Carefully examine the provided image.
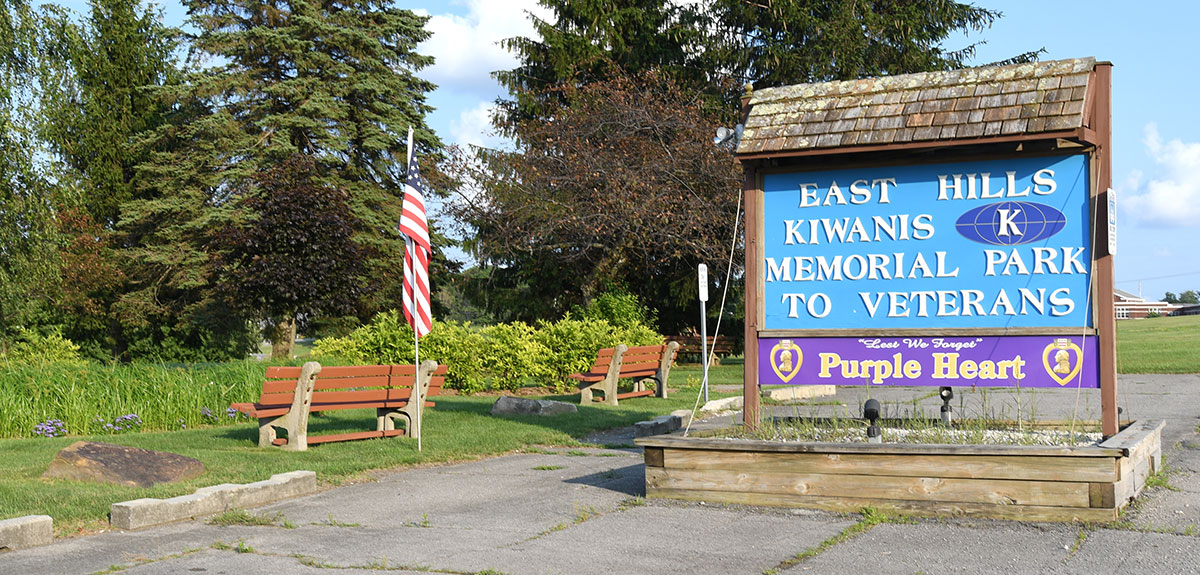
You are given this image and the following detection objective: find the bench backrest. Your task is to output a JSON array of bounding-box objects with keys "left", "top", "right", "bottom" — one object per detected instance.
[
  {"left": 618, "top": 344, "right": 675, "bottom": 376},
  {"left": 587, "top": 346, "right": 624, "bottom": 373},
  {"left": 585, "top": 344, "right": 675, "bottom": 377},
  {"left": 259, "top": 364, "right": 447, "bottom": 411}
]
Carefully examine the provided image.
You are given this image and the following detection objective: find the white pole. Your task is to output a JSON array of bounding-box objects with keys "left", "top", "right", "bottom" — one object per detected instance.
[
  {"left": 698, "top": 264, "right": 710, "bottom": 403},
  {"left": 412, "top": 239, "right": 422, "bottom": 452},
  {"left": 406, "top": 126, "right": 422, "bottom": 452}
]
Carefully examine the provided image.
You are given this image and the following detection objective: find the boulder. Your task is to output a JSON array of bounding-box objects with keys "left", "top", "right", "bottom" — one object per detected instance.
[
  {"left": 43, "top": 441, "right": 204, "bottom": 488},
  {"left": 491, "top": 396, "right": 578, "bottom": 417},
  {"left": 701, "top": 396, "right": 743, "bottom": 413}
]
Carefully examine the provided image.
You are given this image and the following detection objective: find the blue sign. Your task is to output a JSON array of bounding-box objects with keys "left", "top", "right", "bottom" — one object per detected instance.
[{"left": 762, "top": 155, "right": 1091, "bottom": 330}]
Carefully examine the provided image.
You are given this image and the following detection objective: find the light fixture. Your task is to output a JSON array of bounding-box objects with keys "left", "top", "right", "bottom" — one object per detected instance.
[
  {"left": 940, "top": 387, "right": 954, "bottom": 427},
  {"left": 864, "top": 398, "right": 881, "bottom": 444}
]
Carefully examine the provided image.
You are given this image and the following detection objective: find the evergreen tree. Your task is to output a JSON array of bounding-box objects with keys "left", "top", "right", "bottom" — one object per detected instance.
[
  {"left": 117, "top": 0, "right": 441, "bottom": 359},
  {"left": 31, "top": 0, "right": 179, "bottom": 358},
  {"left": 39, "top": 0, "right": 178, "bottom": 228},
  {"left": 701, "top": 0, "right": 1039, "bottom": 101},
  {"left": 493, "top": 0, "right": 706, "bottom": 129},
  {"left": 0, "top": 0, "right": 59, "bottom": 347}
]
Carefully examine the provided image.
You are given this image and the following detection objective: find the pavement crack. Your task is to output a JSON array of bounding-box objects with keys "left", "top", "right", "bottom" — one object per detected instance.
[
  {"left": 762, "top": 508, "right": 912, "bottom": 574},
  {"left": 87, "top": 546, "right": 207, "bottom": 575},
  {"left": 291, "top": 553, "right": 508, "bottom": 573}
]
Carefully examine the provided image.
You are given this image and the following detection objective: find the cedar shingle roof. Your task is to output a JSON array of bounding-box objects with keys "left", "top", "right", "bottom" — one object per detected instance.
[{"left": 737, "top": 57, "right": 1096, "bottom": 156}]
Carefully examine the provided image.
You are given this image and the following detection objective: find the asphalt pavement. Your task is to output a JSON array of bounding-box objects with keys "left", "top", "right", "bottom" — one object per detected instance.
[{"left": 3, "top": 374, "right": 1199, "bottom": 575}]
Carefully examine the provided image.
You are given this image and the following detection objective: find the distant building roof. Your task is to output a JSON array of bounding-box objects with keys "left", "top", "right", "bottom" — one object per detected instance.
[
  {"left": 1114, "top": 288, "right": 1142, "bottom": 302},
  {"left": 738, "top": 57, "right": 1097, "bottom": 157}
]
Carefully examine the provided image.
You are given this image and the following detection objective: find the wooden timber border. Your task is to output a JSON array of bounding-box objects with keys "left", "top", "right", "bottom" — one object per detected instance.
[{"left": 636, "top": 419, "right": 1163, "bottom": 522}]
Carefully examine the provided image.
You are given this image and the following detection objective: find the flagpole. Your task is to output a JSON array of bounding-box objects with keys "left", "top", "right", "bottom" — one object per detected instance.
[
  {"left": 410, "top": 238, "right": 422, "bottom": 452},
  {"left": 405, "top": 126, "right": 422, "bottom": 452}
]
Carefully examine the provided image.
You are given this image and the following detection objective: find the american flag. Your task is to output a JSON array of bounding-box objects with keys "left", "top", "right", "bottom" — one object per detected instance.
[{"left": 399, "top": 139, "right": 433, "bottom": 337}]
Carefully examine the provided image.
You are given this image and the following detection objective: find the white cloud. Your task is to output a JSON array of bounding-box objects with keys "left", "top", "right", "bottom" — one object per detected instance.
[
  {"left": 450, "top": 101, "right": 505, "bottom": 150},
  {"left": 1122, "top": 123, "right": 1200, "bottom": 227},
  {"left": 418, "top": 0, "right": 550, "bottom": 96}
]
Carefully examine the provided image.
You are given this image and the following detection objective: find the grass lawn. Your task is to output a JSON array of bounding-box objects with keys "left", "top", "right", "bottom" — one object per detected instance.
[
  {"left": 0, "top": 375, "right": 736, "bottom": 535},
  {"left": 1117, "top": 314, "right": 1200, "bottom": 373}
]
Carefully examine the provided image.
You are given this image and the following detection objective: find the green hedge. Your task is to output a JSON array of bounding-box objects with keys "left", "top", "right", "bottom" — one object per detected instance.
[{"left": 313, "top": 311, "right": 662, "bottom": 394}]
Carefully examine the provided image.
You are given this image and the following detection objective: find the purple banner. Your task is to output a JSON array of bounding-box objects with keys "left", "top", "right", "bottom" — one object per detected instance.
[{"left": 758, "top": 336, "right": 1098, "bottom": 388}]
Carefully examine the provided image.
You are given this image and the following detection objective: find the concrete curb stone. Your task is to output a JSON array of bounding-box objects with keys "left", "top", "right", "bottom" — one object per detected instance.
[
  {"left": 110, "top": 470, "right": 318, "bottom": 530},
  {"left": 635, "top": 415, "right": 682, "bottom": 437},
  {"left": 0, "top": 515, "right": 52, "bottom": 550}
]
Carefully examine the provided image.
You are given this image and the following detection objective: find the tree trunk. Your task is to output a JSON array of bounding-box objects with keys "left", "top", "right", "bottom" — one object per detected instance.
[{"left": 270, "top": 316, "right": 296, "bottom": 359}]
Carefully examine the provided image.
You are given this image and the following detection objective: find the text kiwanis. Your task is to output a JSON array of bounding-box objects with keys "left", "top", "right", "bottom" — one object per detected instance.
[{"left": 766, "top": 168, "right": 1086, "bottom": 320}]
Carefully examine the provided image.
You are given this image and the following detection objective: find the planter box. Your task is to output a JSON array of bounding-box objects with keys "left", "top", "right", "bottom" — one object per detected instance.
[{"left": 636, "top": 420, "right": 1163, "bottom": 522}]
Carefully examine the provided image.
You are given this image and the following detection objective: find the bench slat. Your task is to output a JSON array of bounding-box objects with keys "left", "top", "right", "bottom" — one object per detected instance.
[
  {"left": 273, "top": 428, "right": 406, "bottom": 446},
  {"left": 616, "top": 389, "right": 656, "bottom": 400},
  {"left": 262, "top": 375, "right": 391, "bottom": 394}
]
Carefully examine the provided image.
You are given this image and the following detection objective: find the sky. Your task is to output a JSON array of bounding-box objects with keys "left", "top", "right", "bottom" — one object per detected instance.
[{"left": 47, "top": 0, "right": 1200, "bottom": 301}]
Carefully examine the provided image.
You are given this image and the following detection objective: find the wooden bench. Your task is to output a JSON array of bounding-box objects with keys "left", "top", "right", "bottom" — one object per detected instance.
[
  {"left": 230, "top": 360, "right": 446, "bottom": 451},
  {"left": 568, "top": 342, "right": 679, "bottom": 406},
  {"left": 665, "top": 334, "right": 733, "bottom": 363}
]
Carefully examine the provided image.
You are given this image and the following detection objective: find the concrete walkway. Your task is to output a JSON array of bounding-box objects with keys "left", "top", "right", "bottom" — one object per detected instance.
[{"left": 3, "top": 374, "right": 1199, "bottom": 574}]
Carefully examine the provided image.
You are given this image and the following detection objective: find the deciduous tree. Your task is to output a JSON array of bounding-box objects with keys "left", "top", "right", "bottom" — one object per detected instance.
[{"left": 448, "top": 69, "right": 741, "bottom": 330}]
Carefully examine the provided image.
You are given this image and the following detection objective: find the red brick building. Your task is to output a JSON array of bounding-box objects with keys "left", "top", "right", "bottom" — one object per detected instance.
[{"left": 1113, "top": 289, "right": 1181, "bottom": 319}]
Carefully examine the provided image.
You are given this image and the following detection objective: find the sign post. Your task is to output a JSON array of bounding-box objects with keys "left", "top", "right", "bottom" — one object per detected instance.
[{"left": 698, "top": 263, "right": 710, "bottom": 403}]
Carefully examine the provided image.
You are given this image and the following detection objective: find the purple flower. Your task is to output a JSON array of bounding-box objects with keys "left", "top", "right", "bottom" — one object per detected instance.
[
  {"left": 226, "top": 407, "right": 239, "bottom": 419},
  {"left": 33, "top": 419, "right": 67, "bottom": 438}
]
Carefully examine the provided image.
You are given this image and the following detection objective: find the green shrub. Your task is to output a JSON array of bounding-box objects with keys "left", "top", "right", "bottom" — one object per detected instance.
[
  {"left": 422, "top": 321, "right": 490, "bottom": 394},
  {"left": 313, "top": 311, "right": 664, "bottom": 394},
  {"left": 578, "top": 290, "right": 658, "bottom": 330},
  {"left": 1, "top": 328, "right": 85, "bottom": 367}
]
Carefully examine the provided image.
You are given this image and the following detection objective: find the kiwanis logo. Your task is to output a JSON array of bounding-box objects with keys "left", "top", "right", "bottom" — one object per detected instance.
[
  {"left": 955, "top": 201, "right": 1067, "bottom": 246},
  {"left": 770, "top": 340, "right": 803, "bottom": 383},
  {"left": 1042, "top": 338, "right": 1083, "bottom": 386}
]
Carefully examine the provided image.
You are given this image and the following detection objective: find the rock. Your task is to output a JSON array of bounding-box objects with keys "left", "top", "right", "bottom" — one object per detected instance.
[
  {"left": 491, "top": 396, "right": 578, "bottom": 417},
  {"left": 43, "top": 441, "right": 205, "bottom": 488},
  {"left": 635, "top": 415, "right": 681, "bottom": 437},
  {"left": 762, "top": 385, "right": 837, "bottom": 403},
  {"left": 701, "top": 396, "right": 743, "bottom": 413}
]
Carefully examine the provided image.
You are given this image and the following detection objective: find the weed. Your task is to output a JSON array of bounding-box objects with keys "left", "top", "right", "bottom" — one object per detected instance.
[
  {"left": 208, "top": 508, "right": 291, "bottom": 528},
  {"left": 619, "top": 496, "right": 646, "bottom": 510},
  {"left": 234, "top": 540, "right": 254, "bottom": 554},
  {"left": 294, "top": 555, "right": 337, "bottom": 568},
  {"left": 1066, "top": 526, "right": 1089, "bottom": 559},
  {"left": 573, "top": 504, "right": 599, "bottom": 524},
  {"left": 319, "top": 515, "right": 361, "bottom": 528},
  {"left": 1145, "top": 462, "right": 1178, "bottom": 491},
  {"left": 406, "top": 513, "right": 432, "bottom": 528},
  {"left": 532, "top": 465, "right": 565, "bottom": 471}
]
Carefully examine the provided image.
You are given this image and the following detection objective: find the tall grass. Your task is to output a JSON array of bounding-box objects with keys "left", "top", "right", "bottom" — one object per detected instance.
[{"left": 0, "top": 361, "right": 274, "bottom": 439}]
